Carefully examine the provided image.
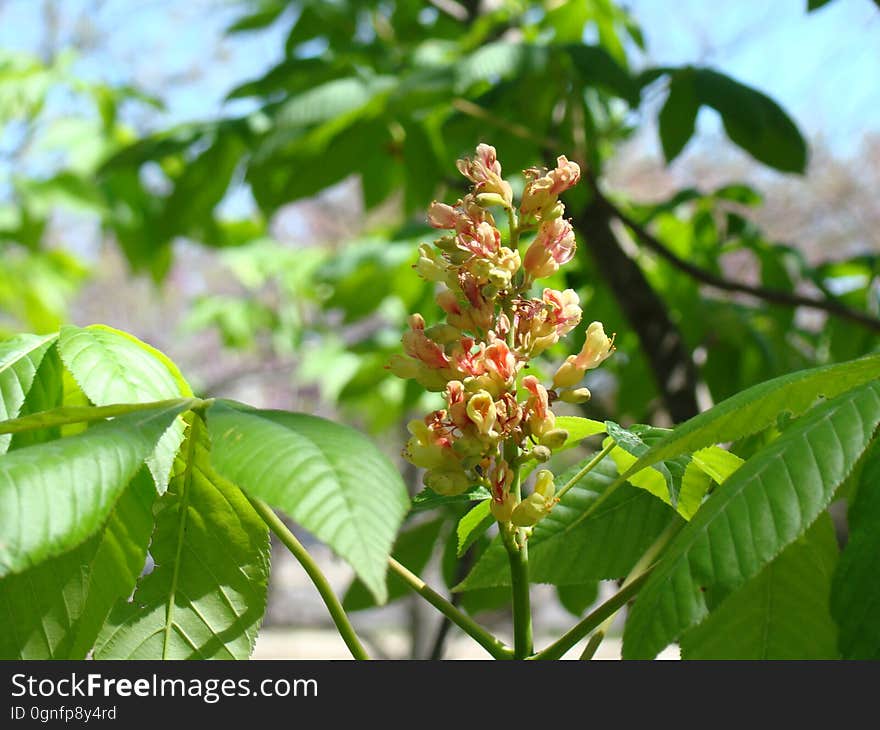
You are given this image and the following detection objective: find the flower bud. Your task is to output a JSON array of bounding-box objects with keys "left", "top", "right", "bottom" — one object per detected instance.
[
  {"left": 533, "top": 470, "right": 556, "bottom": 499},
  {"left": 558, "top": 386, "right": 591, "bottom": 404},
  {"left": 539, "top": 428, "right": 569, "bottom": 450},
  {"left": 490, "top": 491, "right": 519, "bottom": 522},
  {"left": 425, "top": 324, "right": 461, "bottom": 345},
  {"left": 475, "top": 192, "right": 509, "bottom": 208},
  {"left": 530, "top": 445, "right": 552, "bottom": 462},
  {"left": 415, "top": 243, "right": 448, "bottom": 282},
  {"left": 511, "top": 492, "right": 550, "bottom": 527},
  {"left": 552, "top": 357, "right": 582, "bottom": 389},
  {"left": 424, "top": 468, "right": 471, "bottom": 496}
]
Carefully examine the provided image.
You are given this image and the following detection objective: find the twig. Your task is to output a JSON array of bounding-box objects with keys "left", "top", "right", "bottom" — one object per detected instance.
[{"left": 590, "top": 182, "right": 880, "bottom": 333}]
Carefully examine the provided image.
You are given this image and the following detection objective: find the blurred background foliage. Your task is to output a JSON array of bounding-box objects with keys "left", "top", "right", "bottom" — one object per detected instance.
[{"left": 2, "top": 0, "right": 879, "bottom": 656}]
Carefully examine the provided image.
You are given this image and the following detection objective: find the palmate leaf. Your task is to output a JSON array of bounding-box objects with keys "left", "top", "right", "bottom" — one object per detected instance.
[
  {"left": 680, "top": 513, "right": 839, "bottom": 659},
  {"left": 0, "top": 468, "right": 156, "bottom": 659},
  {"left": 622, "top": 381, "right": 880, "bottom": 659},
  {"left": 207, "top": 400, "right": 409, "bottom": 603},
  {"left": 95, "top": 414, "right": 269, "bottom": 659},
  {"left": 831, "top": 440, "right": 880, "bottom": 659},
  {"left": 619, "top": 353, "right": 880, "bottom": 483},
  {"left": 58, "top": 324, "right": 192, "bottom": 492},
  {"left": 455, "top": 458, "right": 674, "bottom": 591},
  {"left": 0, "top": 402, "right": 187, "bottom": 577},
  {"left": 0, "top": 333, "right": 58, "bottom": 454}
]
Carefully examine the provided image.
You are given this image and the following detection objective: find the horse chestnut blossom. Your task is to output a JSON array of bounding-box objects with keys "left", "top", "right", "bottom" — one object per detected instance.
[{"left": 388, "top": 144, "right": 616, "bottom": 527}]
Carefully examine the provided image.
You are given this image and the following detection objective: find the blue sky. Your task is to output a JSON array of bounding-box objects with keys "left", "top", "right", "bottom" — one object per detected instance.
[{"left": 1, "top": 0, "right": 878, "bottom": 158}]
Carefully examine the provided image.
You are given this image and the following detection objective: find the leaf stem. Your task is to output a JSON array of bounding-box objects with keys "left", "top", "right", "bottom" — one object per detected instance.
[
  {"left": 0, "top": 397, "right": 205, "bottom": 435},
  {"left": 247, "top": 495, "right": 370, "bottom": 661},
  {"left": 387, "top": 557, "right": 514, "bottom": 659},
  {"left": 531, "top": 570, "right": 652, "bottom": 660},
  {"left": 555, "top": 441, "right": 616, "bottom": 501}
]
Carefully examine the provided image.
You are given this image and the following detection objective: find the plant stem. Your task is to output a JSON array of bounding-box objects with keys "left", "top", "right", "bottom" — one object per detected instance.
[
  {"left": 387, "top": 558, "right": 513, "bottom": 659},
  {"left": 531, "top": 570, "right": 652, "bottom": 660},
  {"left": 501, "top": 526, "right": 533, "bottom": 658},
  {"left": 507, "top": 206, "right": 520, "bottom": 250},
  {"left": 500, "top": 440, "right": 533, "bottom": 659},
  {"left": 555, "top": 441, "right": 616, "bottom": 501},
  {"left": 247, "top": 496, "right": 370, "bottom": 661},
  {"left": 579, "top": 629, "right": 605, "bottom": 660}
]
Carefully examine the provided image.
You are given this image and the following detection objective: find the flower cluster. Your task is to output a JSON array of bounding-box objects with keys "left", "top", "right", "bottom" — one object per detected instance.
[{"left": 389, "top": 144, "right": 615, "bottom": 525}]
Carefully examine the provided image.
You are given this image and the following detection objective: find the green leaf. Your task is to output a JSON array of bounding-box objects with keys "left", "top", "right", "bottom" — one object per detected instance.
[
  {"left": 95, "top": 414, "right": 269, "bottom": 659},
  {"left": 274, "top": 76, "right": 393, "bottom": 129},
  {"left": 457, "top": 500, "right": 493, "bottom": 557},
  {"left": 7, "top": 342, "right": 63, "bottom": 450},
  {"left": 690, "top": 447, "right": 745, "bottom": 484},
  {"left": 605, "top": 422, "right": 686, "bottom": 507},
  {"left": 620, "top": 353, "right": 880, "bottom": 482},
  {"left": 678, "top": 447, "right": 745, "bottom": 519},
  {"left": 455, "top": 42, "right": 549, "bottom": 92},
  {"left": 0, "top": 333, "right": 58, "bottom": 454},
  {"left": 565, "top": 44, "right": 638, "bottom": 105},
  {"left": 68, "top": 468, "right": 157, "bottom": 657},
  {"left": 659, "top": 71, "right": 699, "bottom": 163},
  {"left": 343, "top": 518, "right": 444, "bottom": 611},
  {"left": 623, "top": 381, "right": 880, "bottom": 659},
  {"left": 207, "top": 400, "right": 409, "bottom": 603},
  {"left": 678, "top": 461, "right": 712, "bottom": 521},
  {"left": 410, "top": 485, "right": 492, "bottom": 513},
  {"left": 555, "top": 415, "right": 607, "bottom": 444},
  {"left": 58, "top": 324, "right": 191, "bottom": 492},
  {"left": 692, "top": 68, "right": 807, "bottom": 173},
  {"left": 557, "top": 582, "right": 600, "bottom": 617},
  {"left": 807, "top": 0, "right": 834, "bottom": 11},
  {"left": 831, "top": 440, "right": 880, "bottom": 659},
  {"left": 456, "top": 458, "right": 674, "bottom": 590},
  {"left": 0, "top": 402, "right": 187, "bottom": 578},
  {"left": 0, "top": 468, "right": 156, "bottom": 658},
  {"left": 680, "top": 513, "right": 839, "bottom": 659}
]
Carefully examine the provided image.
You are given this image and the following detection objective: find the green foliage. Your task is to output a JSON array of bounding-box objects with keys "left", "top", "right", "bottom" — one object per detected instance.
[
  {"left": 623, "top": 380, "right": 880, "bottom": 659},
  {"left": 657, "top": 67, "right": 808, "bottom": 172},
  {"left": 680, "top": 513, "right": 839, "bottom": 659},
  {"left": 206, "top": 401, "right": 409, "bottom": 603},
  {"left": 95, "top": 414, "right": 269, "bottom": 659},
  {"left": 831, "top": 440, "right": 880, "bottom": 659},
  {"left": 0, "top": 333, "right": 58, "bottom": 453},
  {"left": 0, "top": 402, "right": 187, "bottom": 577},
  {"left": 618, "top": 353, "right": 880, "bottom": 482},
  {"left": 0, "top": 325, "right": 410, "bottom": 658}
]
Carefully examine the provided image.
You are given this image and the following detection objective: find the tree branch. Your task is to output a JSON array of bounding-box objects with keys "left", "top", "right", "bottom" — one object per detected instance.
[{"left": 593, "top": 184, "right": 880, "bottom": 334}]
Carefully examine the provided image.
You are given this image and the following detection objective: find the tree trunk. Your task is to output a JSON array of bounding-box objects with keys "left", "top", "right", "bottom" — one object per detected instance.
[{"left": 572, "top": 196, "right": 700, "bottom": 422}]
